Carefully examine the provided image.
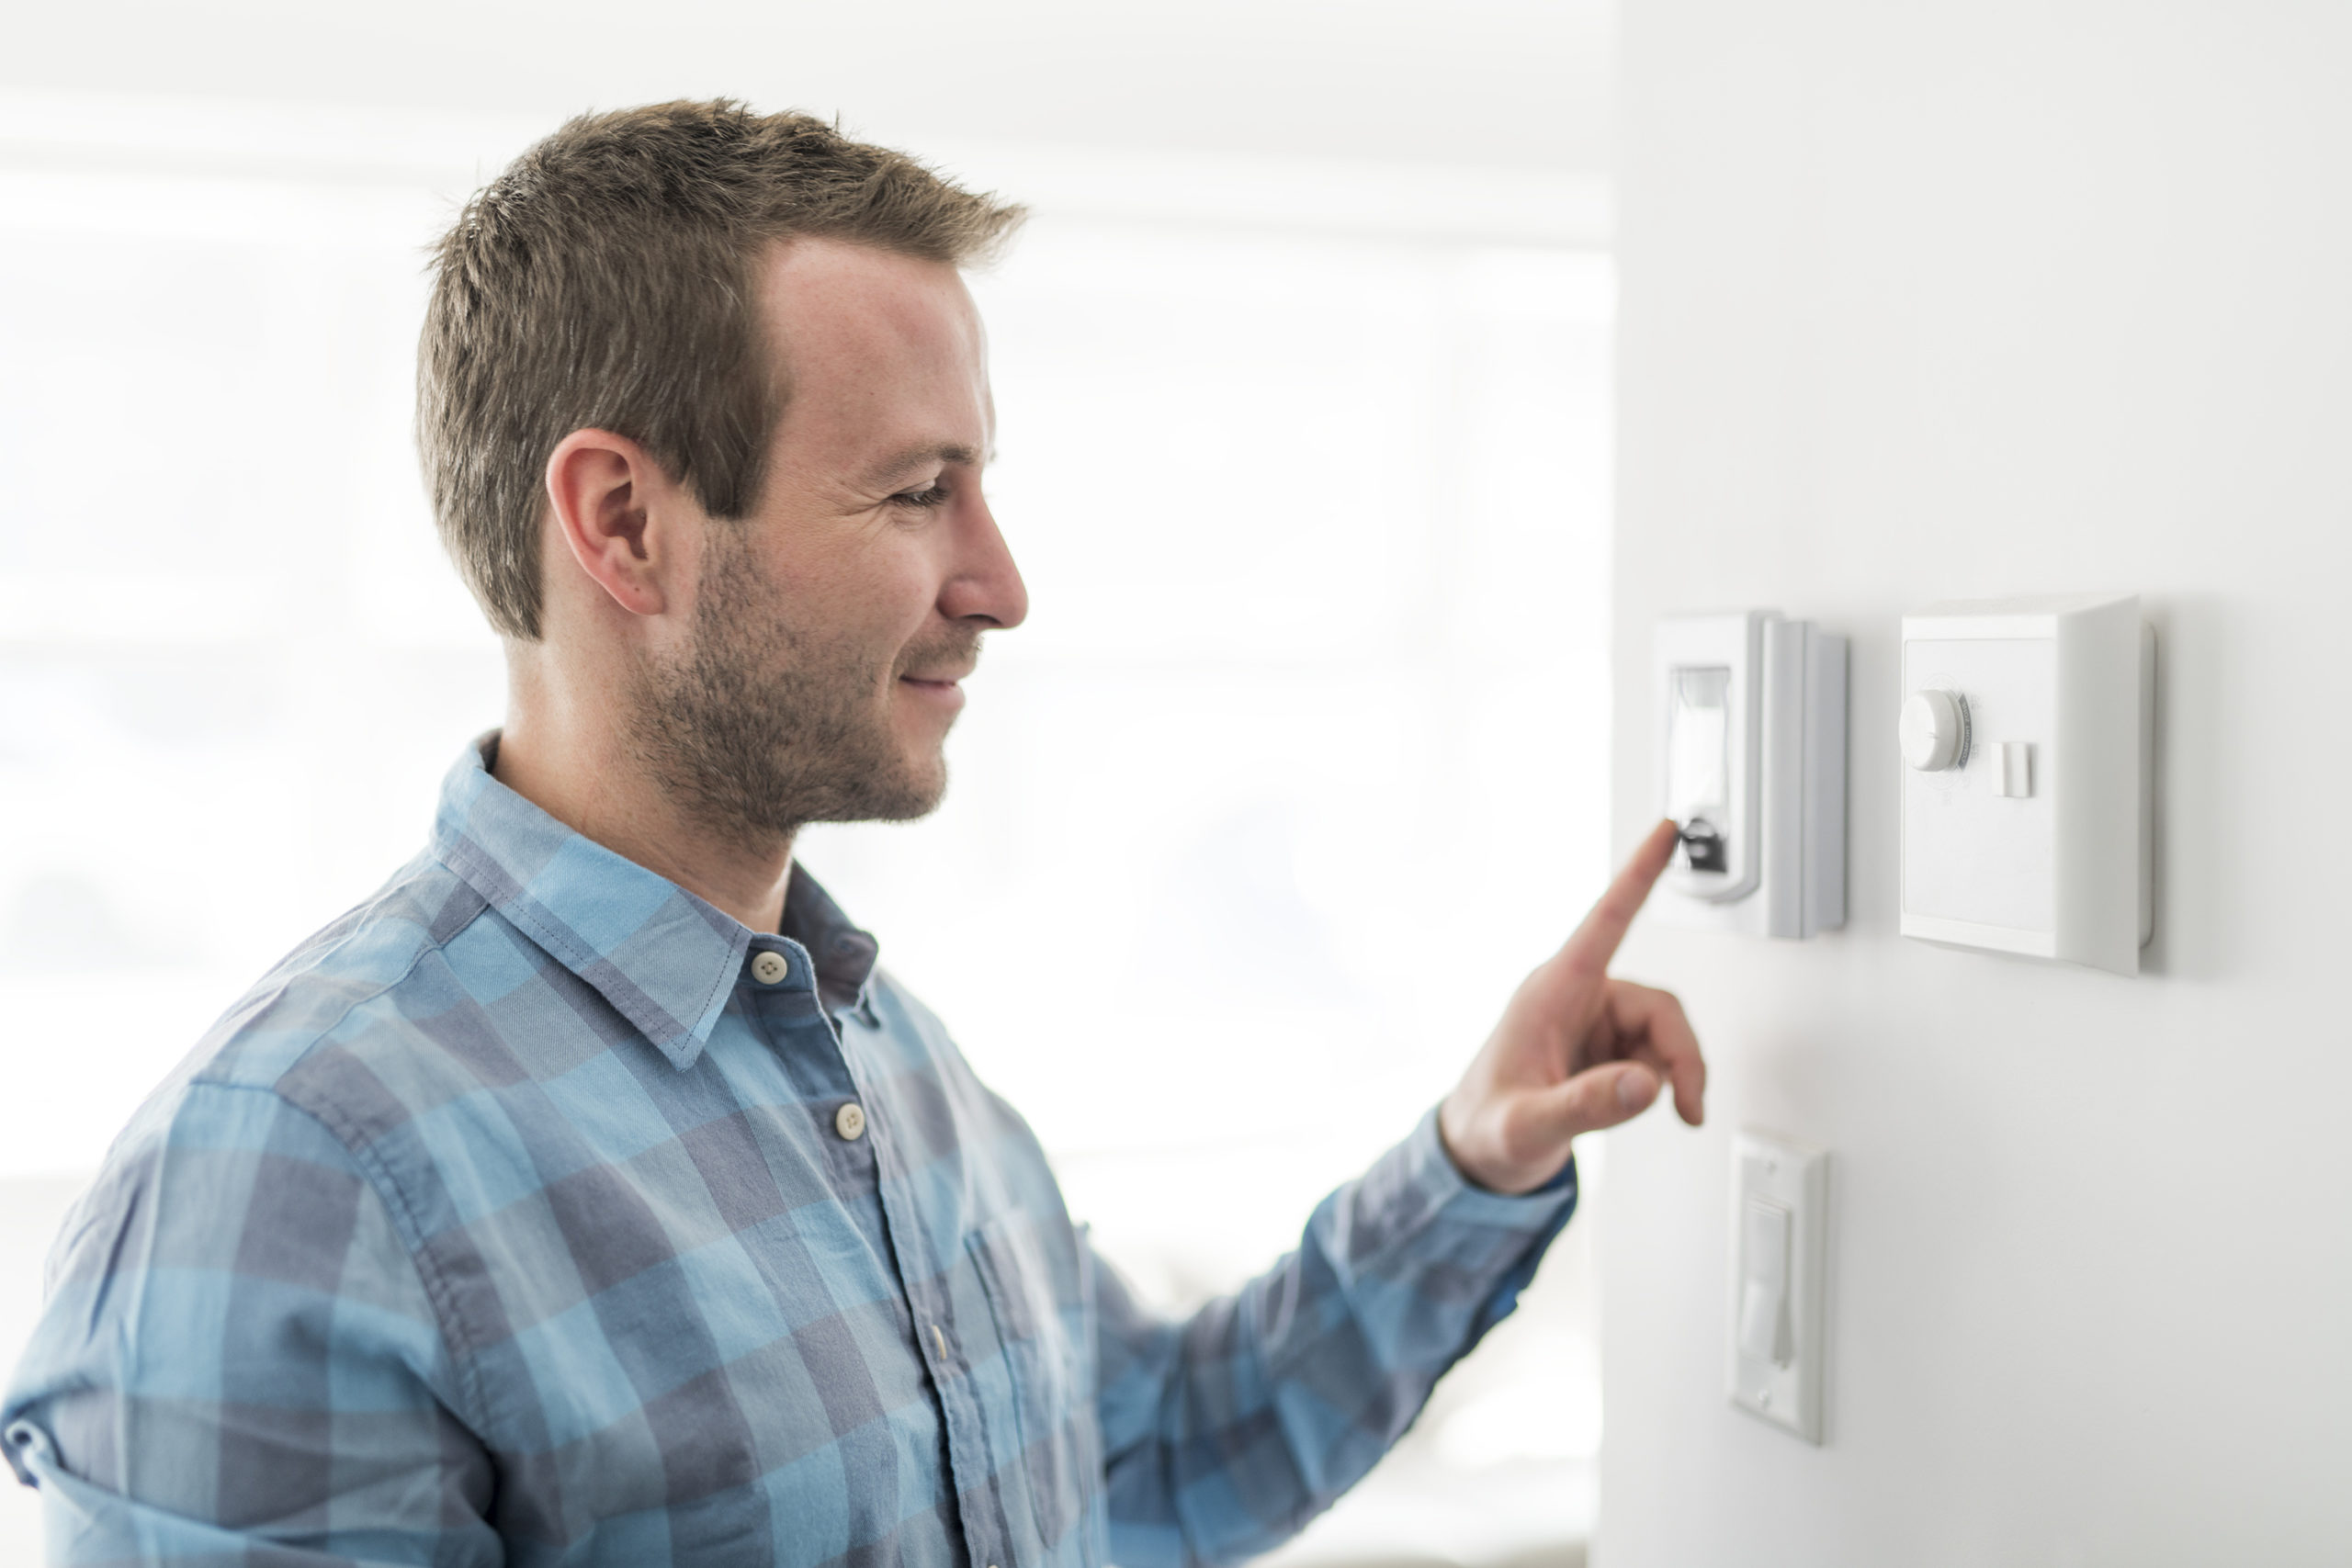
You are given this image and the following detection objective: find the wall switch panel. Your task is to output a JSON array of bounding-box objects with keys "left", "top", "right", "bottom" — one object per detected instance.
[
  {"left": 1728, "top": 1129, "right": 1828, "bottom": 1444},
  {"left": 1899, "top": 593, "right": 2154, "bottom": 976},
  {"left": 1655, "top": 611, "right": 1848, "bottom": 939}
]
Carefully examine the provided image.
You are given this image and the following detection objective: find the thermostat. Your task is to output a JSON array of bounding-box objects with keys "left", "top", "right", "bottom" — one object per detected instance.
[
  {"left": 1655, "top": 611, "right": 1848, "bottom": 940},
  {"left": 1899, "top": 592, "right": 2154, "bottom": 975}
]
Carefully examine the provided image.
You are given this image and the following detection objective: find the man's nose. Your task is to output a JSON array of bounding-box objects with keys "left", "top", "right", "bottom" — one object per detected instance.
[{"left": 944, "top": 495, "right": 1027, "bottom": 630}]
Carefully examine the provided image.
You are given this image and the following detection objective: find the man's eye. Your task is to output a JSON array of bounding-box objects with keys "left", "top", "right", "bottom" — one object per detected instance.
[{"left": 890, "top": 484, "right": 951, "bottom": 509}]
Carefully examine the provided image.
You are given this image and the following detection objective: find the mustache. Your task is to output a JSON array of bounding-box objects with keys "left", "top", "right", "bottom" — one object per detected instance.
[{"left": 892, "top": 627, "right": 985, "bottom": 680}]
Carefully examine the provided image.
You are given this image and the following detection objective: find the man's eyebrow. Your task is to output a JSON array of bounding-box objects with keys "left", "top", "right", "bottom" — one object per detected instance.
[{"left": 859, "top": 442, "right": 990, "bottom": 491}]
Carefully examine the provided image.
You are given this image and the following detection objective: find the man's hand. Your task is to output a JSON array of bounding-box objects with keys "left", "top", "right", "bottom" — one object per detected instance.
[{"left": 1438, "top": 819, "right": 1706, "bottom": 1194}]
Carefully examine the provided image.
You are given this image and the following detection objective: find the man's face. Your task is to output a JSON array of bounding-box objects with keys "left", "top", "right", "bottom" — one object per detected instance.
[{"left": 628, "top": 238, "right": 1026, "bottom": 841}]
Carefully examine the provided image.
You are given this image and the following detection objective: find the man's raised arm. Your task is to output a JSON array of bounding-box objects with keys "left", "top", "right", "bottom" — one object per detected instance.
[{"left": 1090, "top": 822, "right": 1706, "bottom": 1567}]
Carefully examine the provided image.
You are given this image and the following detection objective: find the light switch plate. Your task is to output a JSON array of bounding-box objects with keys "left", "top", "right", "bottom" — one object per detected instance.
[
  {"left": 1728, "top": 1129, "right": 1828, "bottom": 1444},
  {"left": 1899, "top": 593, "right": 2154, "bottom": 975}
]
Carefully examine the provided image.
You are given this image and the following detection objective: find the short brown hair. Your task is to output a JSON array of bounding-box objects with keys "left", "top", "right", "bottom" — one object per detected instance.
[{"left": 417, "top": 100, "right": 1025, "bottom": 640}]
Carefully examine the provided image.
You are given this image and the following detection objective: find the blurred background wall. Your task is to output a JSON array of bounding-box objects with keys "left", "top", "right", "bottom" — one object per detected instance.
[{"left": 0, "top": 4, "right": 1616, "bottom": 1564}]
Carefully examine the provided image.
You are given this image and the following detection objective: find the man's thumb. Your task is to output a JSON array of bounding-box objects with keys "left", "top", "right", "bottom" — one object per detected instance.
[{"left": 1544, "top": 1062, "right": 1659, "bottom": 1140}]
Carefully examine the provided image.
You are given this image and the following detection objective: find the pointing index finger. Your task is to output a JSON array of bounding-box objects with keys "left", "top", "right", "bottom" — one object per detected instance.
[{"left": 1559, "top": 818, "right": 1680, "bottom": 977}]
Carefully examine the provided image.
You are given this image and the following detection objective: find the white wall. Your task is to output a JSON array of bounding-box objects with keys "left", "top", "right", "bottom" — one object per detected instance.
[{"left": 1603, "top": 3, "right": 2352, "bottom": 1562}]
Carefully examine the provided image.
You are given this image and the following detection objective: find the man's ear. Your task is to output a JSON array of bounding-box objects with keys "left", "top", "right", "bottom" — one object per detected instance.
[{"left": 543, "top": 429, "right": 686, "bottom": 620}]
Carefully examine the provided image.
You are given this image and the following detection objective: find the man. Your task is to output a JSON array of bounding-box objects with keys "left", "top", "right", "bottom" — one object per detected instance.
[{"left": 4, "top": 101, "right": 1704, "bottom": 1567}]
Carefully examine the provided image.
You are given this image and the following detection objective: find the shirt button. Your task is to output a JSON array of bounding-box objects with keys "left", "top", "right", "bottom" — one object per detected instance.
[
  {"left": 834, "top": 1102, "right": 867, "bottom": 1141},
  {"left": 749, "top": 951, "right": 789, "bottom": 986}
]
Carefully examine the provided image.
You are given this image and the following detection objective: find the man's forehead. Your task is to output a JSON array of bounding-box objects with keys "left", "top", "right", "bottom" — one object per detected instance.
[
  {"left": 757, "top": 236, "right": 981, "bottom": 357},
  {"left": 756, "top": 238, "right": 989, "bottom": 459}
]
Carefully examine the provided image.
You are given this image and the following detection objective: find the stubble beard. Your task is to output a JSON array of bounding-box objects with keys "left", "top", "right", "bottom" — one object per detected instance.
[{"left": 625, "top": 526, "right": 972, "bottom": 848}]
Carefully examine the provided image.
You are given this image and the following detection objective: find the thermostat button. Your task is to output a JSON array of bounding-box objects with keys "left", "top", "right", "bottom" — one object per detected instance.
[{"left": 1899, "top": 689, "right": 1970, "bottom": 772}]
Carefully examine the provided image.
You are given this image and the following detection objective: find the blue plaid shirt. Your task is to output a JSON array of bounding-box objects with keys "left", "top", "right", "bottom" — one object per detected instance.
[{"left": 5, "top": 735, "right": 1576, "bottom": 1567}]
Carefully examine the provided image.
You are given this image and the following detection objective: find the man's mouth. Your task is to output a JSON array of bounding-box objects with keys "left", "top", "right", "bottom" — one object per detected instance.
[
  {"left": 897, "top": 671, "right": 969, "bottom": 707},
  {"left": 897, "top": 637, "right": 981, "bottom": 700}
]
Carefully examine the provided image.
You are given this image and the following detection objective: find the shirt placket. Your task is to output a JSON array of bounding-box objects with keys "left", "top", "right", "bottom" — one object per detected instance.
[
  {"left": 899, "top": 1210, "right": 1012, "bottom": 1568},
  {"left": 741, "top": 936, "right": 1011, "bottom": 1568}
]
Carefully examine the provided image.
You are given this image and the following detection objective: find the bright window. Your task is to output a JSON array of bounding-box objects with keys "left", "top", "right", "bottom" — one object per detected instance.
[{"left": 0, "top": 101, "right": 1611, "bottom": 1564}]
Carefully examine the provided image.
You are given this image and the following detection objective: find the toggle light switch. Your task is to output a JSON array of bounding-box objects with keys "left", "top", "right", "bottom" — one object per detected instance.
[
  {"left": 1736, "top": 1198, "right": 1792, "bottom": 1366},
  {"left": 1729, "top": 1130, "right": 1828, "bottom": 1443}
]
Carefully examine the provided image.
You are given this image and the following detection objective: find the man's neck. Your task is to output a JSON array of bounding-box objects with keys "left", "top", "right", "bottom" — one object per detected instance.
[{"left": 492, "top": 710, "right": 795, "bottom": 935}]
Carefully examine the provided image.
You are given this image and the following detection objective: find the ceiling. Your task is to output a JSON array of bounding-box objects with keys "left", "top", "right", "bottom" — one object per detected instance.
[{"left": 4, "top": 0, "right": 1613, "bottom": 174}]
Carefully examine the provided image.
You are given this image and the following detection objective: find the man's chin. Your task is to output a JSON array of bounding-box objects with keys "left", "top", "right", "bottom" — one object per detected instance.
[
  {"left": 820, "top": 747, "right": 947, "bottom": 826},
  {"left": 887, "top": 756, "right": 951, "bottom": 822}
]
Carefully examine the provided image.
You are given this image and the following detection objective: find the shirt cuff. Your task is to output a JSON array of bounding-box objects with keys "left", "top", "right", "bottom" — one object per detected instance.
[
  {"left": 1360, "top": 1107, "right": 1578, "bottom": 1247},
  {"left": 1419, "top": 1103, "right": 1578, "bottom": 1206}
]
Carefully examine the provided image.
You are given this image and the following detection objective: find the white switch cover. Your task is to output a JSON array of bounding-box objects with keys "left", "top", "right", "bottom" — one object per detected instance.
[
  {"left": 1728, "top": 1130, "right": 1827, "bottom": 1444},
  {"left": 1899, "top": 593, "right": 2154, "bottom": 975}
]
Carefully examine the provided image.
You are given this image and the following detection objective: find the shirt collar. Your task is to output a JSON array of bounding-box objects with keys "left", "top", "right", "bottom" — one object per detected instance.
[
  {"left": 783, "top": 863, "right": 882, "bottom": 1017},
  {"left": 429, "top": 731, "right": 877, "bottom": 1070}
]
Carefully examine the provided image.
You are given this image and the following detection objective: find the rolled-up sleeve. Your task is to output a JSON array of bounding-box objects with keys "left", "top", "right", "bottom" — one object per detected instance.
[
  {"left": 4, "top": 1081, "right": 495, "bottom": 1566},
  {"left": 1093, "top": 1107, "right": 1577, "bottom": 1568}
]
